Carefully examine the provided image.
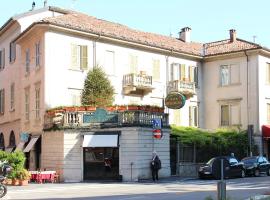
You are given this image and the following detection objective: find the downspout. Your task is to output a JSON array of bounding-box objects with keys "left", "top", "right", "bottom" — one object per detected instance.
[
  {"left": 93, "top": 33, "right": 101, "bottom": 67},
  {"left": 244, "top": 51, "right": 249, "bottom": 127},
  {"left": 245, "top": 51, "right": 253, "bottom": 156}
]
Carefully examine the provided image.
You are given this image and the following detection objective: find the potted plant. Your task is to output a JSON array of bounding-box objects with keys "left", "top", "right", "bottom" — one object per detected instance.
[{"left": 17, "top": 169, "right": 31, "bottom": 186}]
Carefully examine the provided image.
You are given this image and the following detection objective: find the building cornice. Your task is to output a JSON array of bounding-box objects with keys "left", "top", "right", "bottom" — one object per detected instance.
[{"left": 14, "top": 22, "right": 203, "bottom": 61}]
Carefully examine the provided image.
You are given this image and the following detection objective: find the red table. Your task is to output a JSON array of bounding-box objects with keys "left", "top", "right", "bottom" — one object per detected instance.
[{"left": 30, "top": 171, "right": 56, "bottom": 183}]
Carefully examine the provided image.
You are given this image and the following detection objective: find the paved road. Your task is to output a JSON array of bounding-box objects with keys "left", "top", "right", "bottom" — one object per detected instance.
[{"left": 3, "top": 176, "right": 270, "bottom": 200}]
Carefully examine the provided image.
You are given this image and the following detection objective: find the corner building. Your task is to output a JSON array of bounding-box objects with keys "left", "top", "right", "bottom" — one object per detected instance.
[{"left": 0, "top": 6, "right": 269, "bottom": 181}]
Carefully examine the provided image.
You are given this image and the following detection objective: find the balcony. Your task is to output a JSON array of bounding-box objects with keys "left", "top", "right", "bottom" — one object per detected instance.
[
  {"left": 44, "top": 107, "right": 169, "bottom": 130},
  {"left": 123, "top": 72, "right": 153, "bottom": 95},
  {"left": 167, "top": 80, "right": 195, "bottom": 98}
]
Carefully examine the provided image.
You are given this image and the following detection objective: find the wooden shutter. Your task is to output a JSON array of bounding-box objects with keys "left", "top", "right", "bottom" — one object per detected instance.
[
  {"left": 194, "top": 66, "right": 198, "bottom": 87},
  {"left": 221, "top": 105, "right": 229, "bottom": 126},
  {"left": 152, "top": 59, "right": 160, "bottom": 81},
  {"left": 71, "top": 44, "right": 79, "bottom": 69},
  {"left": 194, "top": 106, "right": 198, "bottom": 127},
  {"left": 267, "top": 103, "right": 270, "bottom": 124},
  {"left": 180, "top": 64, "right": 185, "bottom": 80},
  {"left": 0, "top": 89, "right": 5, "bottom": 114},
  {"left": 0, "top": 49, "right": 5, "bottom": 69},
  {"left": 189, "top": 106, "right": 192, "bottom": 126},
  {"left": 189, "top": 66, "right": 194, "bottom": 82},
  {"left": 267, "top": 63, "right": 270, "bottom": 84},
  {"left": 80, "top": 45, "right": 88, "bottom": 70}
]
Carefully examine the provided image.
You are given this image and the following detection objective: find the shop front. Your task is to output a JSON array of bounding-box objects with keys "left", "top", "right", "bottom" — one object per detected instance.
[{"left": 82, "top": 132, "right": 120, "bottom": 180}]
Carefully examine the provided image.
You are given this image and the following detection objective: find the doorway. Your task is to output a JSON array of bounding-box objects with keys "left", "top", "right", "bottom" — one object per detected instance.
[{"left": 83, "top": 147, "right": 119, "bottom": 180}]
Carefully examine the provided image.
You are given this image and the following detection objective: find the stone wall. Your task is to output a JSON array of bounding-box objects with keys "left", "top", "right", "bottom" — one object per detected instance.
[{"left": 178, "top": 162, "right": 202, "bottom": 178}]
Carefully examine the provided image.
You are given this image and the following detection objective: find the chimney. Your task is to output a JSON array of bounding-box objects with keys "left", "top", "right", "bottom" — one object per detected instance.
[
  {"left": 229, "top": 29, "right": 236, "bottom": 42},
  {"left": 179, "top": 27, "right": 191, "bottom": 43},
  {"left": 31, "top": 1, "right": 36, "bottom": 10}
]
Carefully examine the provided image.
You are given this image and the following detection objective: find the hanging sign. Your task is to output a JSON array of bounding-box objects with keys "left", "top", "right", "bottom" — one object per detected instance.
[{"left": 165, "top": 92, "right": 186, "bottom": 109}]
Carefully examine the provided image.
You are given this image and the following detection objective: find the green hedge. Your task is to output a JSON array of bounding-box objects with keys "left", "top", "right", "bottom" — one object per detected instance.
[{"left": 171, "top": 126, "right": 258, "bottom": 162}]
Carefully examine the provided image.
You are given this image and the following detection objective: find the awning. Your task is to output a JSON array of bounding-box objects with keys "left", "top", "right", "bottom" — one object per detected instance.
[
  {"left": 23, "top": 136, "right": 39, "bottom": 152},
  {"left": 15, "top": 142, "right": 25, "bottom": 151},
  {"left": 83, "top": 134, "right": 119, "bottom": 147},
  {"left": 262, "top": 125, "right": 270, "bottom": 138}
]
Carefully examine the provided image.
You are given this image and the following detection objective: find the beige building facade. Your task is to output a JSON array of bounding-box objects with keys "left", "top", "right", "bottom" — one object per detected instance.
[{"left": 0, "top": 5, "right": 270, "bottom": 181}]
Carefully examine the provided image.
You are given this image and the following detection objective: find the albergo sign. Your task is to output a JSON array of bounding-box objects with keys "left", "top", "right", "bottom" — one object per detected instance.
[{"left": 165, "top": 92, "right": 186, "bottom": 109}]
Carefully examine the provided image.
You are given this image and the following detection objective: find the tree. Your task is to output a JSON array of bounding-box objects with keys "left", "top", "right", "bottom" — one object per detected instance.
[{"left": 81, "top": 66, "right": 114, "bottom": 107}]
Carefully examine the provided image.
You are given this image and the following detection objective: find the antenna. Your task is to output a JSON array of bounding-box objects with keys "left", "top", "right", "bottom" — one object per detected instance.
[
  {"left": 31, "top": 1, "right": 36, "bottom": 11},
  {"left": 253, "top": 35, "right": 257, "bottom": 43}
]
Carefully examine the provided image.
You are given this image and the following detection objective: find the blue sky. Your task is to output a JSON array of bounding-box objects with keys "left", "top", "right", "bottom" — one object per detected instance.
[{"left": 1, "top": 0, "right": 270, "bottom": 47}]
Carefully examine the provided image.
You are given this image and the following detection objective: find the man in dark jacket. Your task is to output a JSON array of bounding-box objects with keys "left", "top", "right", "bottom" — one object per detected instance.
[{"left": 150, "top": 151, "right": 161, "bottom": 181}]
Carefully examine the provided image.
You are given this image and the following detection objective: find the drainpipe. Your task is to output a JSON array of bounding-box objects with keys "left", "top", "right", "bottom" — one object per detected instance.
[
  {"left": 93, "top": 33, "right": 101, "bottom": 67},
  {"left": 245, "top": 51, "right": 253, "bottom": 156}
]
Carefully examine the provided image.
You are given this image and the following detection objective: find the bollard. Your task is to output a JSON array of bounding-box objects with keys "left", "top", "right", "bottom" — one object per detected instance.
[
  {"left": 217, "top": 180, "right": 226, "bottom": 200},
  {"left": 217, "top": 159, "right": 226, "bottom": 200}
]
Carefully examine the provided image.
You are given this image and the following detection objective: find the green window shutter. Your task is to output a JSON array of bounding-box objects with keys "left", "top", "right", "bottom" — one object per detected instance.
[
  {"left": 80, "top": 45, "right": 88, "bottom": 70},
  {"left": 71, "top": 44, "right": 79, "bottom": 69},
  {"left": 152, "top": 59, "right": 160, "bottom": 81}
]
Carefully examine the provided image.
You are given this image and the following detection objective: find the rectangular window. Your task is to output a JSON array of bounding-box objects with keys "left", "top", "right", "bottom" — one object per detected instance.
[
  {"left": 170, "top": 63, "right": 179, "bottom": 81},
  {"left": 25, "top": 88, "right": 30, "bottom": 121},
  {"left": 35, "top": 86, "right": 40, "bottom": 119},
  {"left": 220, "top": 64, "right": 240, "bottom": 86},
  {"left": 69, "top": 88, "right": 82, "bottom": 106},
  {"left": 0, "top": 89, "right": 5, "bottom": 114},
  {"left": 0, "top": 48, "right": 5, "bottom": 70},
  {"left": 35, "top": 42, "right": 41, "bottom": 67},
  {"left": 173, "top": 109, "right": 181, "bottom": 126},
  {"left": 104, "top": 50, "right": 115, "bottom": 75},
  {"left": 71, "top": 44, "right": 88, "bottom": 70},
  {"left": 266, "top": 63, "right": 270, "bottom": 84},
  {"left": 188, "top": 66, "right": 199, "bottom": 87},
  {"left": 152, "top": 59, "right": 160, "bottom": 81},
  {"left": 189, "top": 106, "right": 198, "bottom": 127},
  {"left": 25, "top": 49, "right": 30, "bottom": 74},
  {"left": 221, "top": 105, "right": 229, "bottom": 126},
  {"left": 129, "top": 55, "right": 138, "bottom": 74},
  {"left": 267, "top": 103, "right": 270, "bottom": 124},
  {"left": 10, "top": 83, "right": 14, "bottom": 111},
  {"left": 220, "top": 65, "right": 230, "bottom": 86},
  {"left": 220, "top": 103, "right": 241, "bottom": 126},
  {"left": 9, "top": 42, "right": 16, "bottom": 63}
]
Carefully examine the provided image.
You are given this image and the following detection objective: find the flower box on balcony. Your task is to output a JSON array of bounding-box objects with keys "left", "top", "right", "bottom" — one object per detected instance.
[
  {"left": 127, "top": 105, "right": 139, "bottom": 111},
  {"left": 85, "top": 106, "right": 96, "bottom": 111}
]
